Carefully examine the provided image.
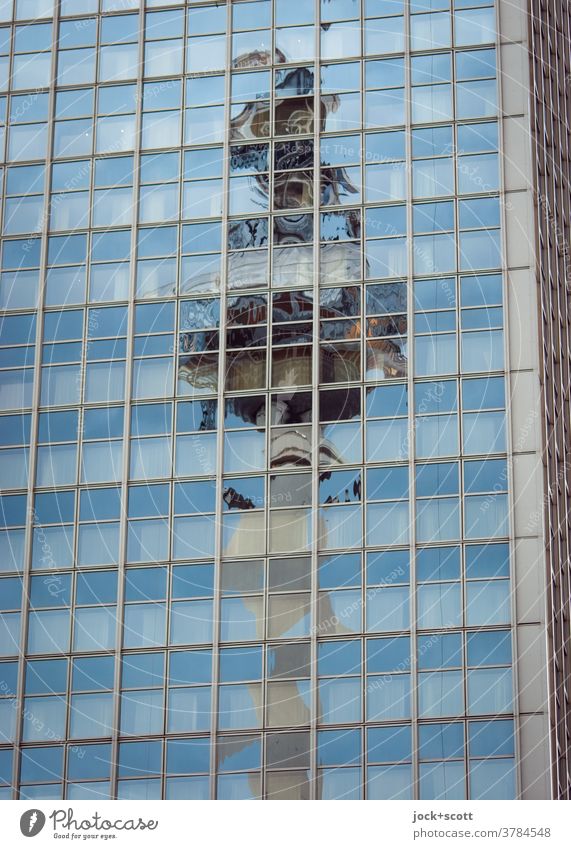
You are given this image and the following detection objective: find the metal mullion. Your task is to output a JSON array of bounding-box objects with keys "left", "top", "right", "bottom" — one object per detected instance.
[
  {"left": 208, "top": 0, "right": 232, "bottom": 803},
  {"left": 309, "top": 0, "right": 320, "bottom": 803},
  {"left": 3, "top": 18, "right": 15, "bottom": 192},
  {"left": 449, "top": 12, "right": 471, "bottom": 799},
  {"left": 493, "top": 0, "right": 521, "bottom": 801},
  {"left": 108, "top": 4, "right": 145, "bottom": 802},
  {"left": 11, "top": 1, "right": 60, "bottom": 801},
  {"left": 159, "top": 0, "right": 190, "bottom": 793},
  {"left": 404, "top": 2, "right": 420, "bottom": 804},
  {"left": 359, "top": 3, "right": 367, "bottom": 802},
  {"left": 260, "top": 0, "right": 274, "bottom": 804}
]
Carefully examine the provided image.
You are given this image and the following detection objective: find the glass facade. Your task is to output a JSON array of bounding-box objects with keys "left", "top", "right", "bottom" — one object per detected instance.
[{"left": 0, "top": 0, "right": 516, "bottom": 800}]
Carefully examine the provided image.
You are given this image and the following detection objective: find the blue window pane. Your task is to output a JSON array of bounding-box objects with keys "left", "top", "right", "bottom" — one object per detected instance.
[
  {"left": 415, "top": 380, "right": 457, "bottom": 413},
  {"left": 318, "top": 767, "right": 361, "bottom": 800},
  {"left": 166, "top": 775, "right": 209, "bottom": 799},
  {"left": 123, "top": 604, "right": 166, "bottom": 649},
  {"left": 19, "top": 784, "right": 62, "bottom": 800},
  {"left": 0, "top": 414, "right": 32, "bottom": 446},
  {"left": 166, "top": 738, "right": 210, "bottom": 774},
  {"left": 366, "top": 130, "right": 405, "bottom": 161},
  {"left": 465, "top": 543, "right": 509, "bottom": 578},
  {"left": 368, "top": 763, "right": 412, "bottom": 799},
  {"left": 218, "top": 684, "right": 261, "bottom": 730},
  {"left": 131, "top": 402, "right": 172, "bottom": 435},
  {"left": 23, "top": 697, "right": 67, "bottom": 742},
  {"left": 470, "top": 759, "right": 515, "bottom": 800},
  {"left": 91, "top": 231, "right": 131, "bottom": 263},
  {"left": 418, "top": 670, "right": 464, "bottom": 718},
  {"left": 462, "top": 376, "right": 504, "bottom": 410},
  {"left": 420, "top": 760, "right": 466, "bottom": 800},
  {"left": 120, "top": 690, "right": 163, "bottom": 736},
  {"left": 0, "top": 577, "right": 23, "bottom": 609},
  {"left": 367, "top": 674, "right": 410, "bottom": 721},
  {"left": 219, "top": 597, "right": 262, "bottom": 642},
  {"left": 72, "top": 656, "right": 115, "bottom": 692},
  {"left": 366, "top": 585, "right": 410, "bottom": 632},
  {"left": 122, "top": 652, "right": 164, "bottom": 689},
  {"left": 419, "top": 722, "right": 464, "bottom": 760},
  {"left": 0, "top": 662, "right": 18, "bottom": 696},
  {"left": 318, "top": 553, "right": 361, "bottom": 589},
  {"left": 318, "top": 728, "right": 361, "bottom": 767},
  {"left": 118, "top": 740, "right": 162, "bottom": 778},
  {"left": 367, "top": 466, "right": 409, "bottom": 500},
  {"left": 416, "top": 546, "right": 460, "bottom": 581},
  {"left": 172, "top": 564, "right": 214, "bottom": 599},
  {"left": 25, "top": 659, "right": 68, "bottom": 695},
  {"left": 464, "top": 458, "right": 507, "bottom": 493},
  {"left": 79, "top": 488, "right": 121, "bottom": 522},
  {"left": 367, "top": 550, "right": 409, "bottom": 585},
  {"left": 33, "top": 491, "right": 75, "bottom": 525},
  {"left": 38, "top": 410, "right": 79, "bottom": 443},
  {"left": 318, "top": 640, "right": 361, "bottom": 676},
  {"left": 124, "top": 567, "right": 167, "bottom": 602},
  {"left": 469, "top": 719, "right": 514, "bottom": 758},
  {"left": 216, "top": 772, "right": 261, "bottom": 800},
  {"left": 460, "top": 273, "right": 502, "bottom": 307},
  {"left": 219, "top": 646, "right": 263, "bottom": 682},
  {"left": 170, "top": 600, "right": 213, "bottom": 645},
  {"left": 20, "top": 746, "right": 63, "bottom": 784},
  {"left": 128, "top": 484, "right": 170, "bottom": 518},
  {"left": 174, "top": 480, "right": 217, "bottom": 514},
  {"left": 467, "top": 630, "right": 511, "bottom": 667},
  {"left": 117, "top": 778, "right": 162, "bottom": 800},
  {"left": 468, "top": 668, "right": 512, "bottom": 715},
  {"left": 466, "top": 579, "right": 510, "bottom": 625},
  {"left": 0, "top": 749, "right": 13, "bottom": 785},
  {"left": 27, "top": 609, "right": 70, "bottom": 654},
  {"left": 417, "top": 633, "right": 462, "bottom": 669},
  {"left": 416, "top": 462, "right": 458, "bottom": 496},
  {"left": 67, "top": 743, "right": 111, "bottom": 780},
  {"left": 73, "top": 606, "right": 116, "bottom": 652},
  {"left": 168, "top": 686, "right": 211, "bottom": 733},
  {"left": 457, "top": 121, "right": 498, "bottom": 152},
  {"left": 412, "top": 125, "right": 452, "bottom": 157},
  {"left": 217, "top": 735, "right": 261, "bottom": 772},
  {"left": 83, "top": 407, "right": 124, "bottom": 440},
  {"left": 319, "top": 678, "right": 361, "bottom": 724},
  {"left": 75, "top": 571, "right": 118, "bottom": 606},
  {"left": 417, "top": 582, "right": 461, "bottom": 629},
  {"left": 367, "top": 724, "right": 411, "bottom": 763},
  {"left": 366, "top": 384, "right": 407, "bottom": 419},
  {"left": 170, "top": 650, "right": 212, "bottom": 685},
  {"left": 367, "top": 637, "right": 411, "bottom": 673}
]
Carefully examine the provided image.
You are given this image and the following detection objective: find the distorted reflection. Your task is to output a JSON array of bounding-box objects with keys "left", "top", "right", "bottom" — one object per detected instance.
[
  {"left": 275, "top": 66, "right": 315, "bottom": 97},
  {"left": 319, "top": 469, "right": 362, "bottom": 504},
  {"left": 271, "top": 391, "right": 312, "bottom": 424},
  {"left": 321, "top": 209, "right": 361, "bottom": 241},
  {"left": 321, "top": 285, "right": 361, "bottom": 317},
  {"left": 224, "top": 395, "right": 266, "bottom": 428},
  {"left": 366, "top": 338, "right": 408, "bottom": 380},
  {"left": 228, "top": 217, "right": 268, "bottom": 249},
  {"left": 274, "top": 213, "right": 313, "bottom": 244},
  {"left": 178, "top": 299, "right": 220, "bottom": 395},
  {"left": 228, "top": 249, "right": 269, "bottom": 290},
  {"left": 227, "top": 293, "right": 267, "bottom": 326}
]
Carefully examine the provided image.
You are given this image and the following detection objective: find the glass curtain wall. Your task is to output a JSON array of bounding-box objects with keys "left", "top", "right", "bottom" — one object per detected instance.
[{"left": 0, "top": 0, "right": 514, "bottom": 800}]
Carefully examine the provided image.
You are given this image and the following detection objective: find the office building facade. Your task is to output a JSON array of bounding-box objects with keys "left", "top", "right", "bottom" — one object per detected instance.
[{"left": 0, "top": 0, "right": 563, "bottom": 799}]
